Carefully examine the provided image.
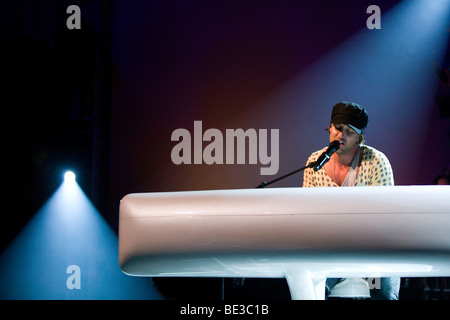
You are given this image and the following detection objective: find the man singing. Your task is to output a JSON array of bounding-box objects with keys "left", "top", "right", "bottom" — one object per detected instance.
[{"left": 302, "top": 101, "right": 400, "bottom": 300}]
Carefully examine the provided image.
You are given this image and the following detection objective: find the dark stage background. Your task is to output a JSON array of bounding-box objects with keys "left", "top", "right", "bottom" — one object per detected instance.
[{"left": 1, "top": 0, "right": 449, "bottom": 300}]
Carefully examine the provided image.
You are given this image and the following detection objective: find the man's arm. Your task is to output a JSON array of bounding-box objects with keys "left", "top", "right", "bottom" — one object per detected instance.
[{"left": 369, "top": 150, "right": 394, "bottom": 186}]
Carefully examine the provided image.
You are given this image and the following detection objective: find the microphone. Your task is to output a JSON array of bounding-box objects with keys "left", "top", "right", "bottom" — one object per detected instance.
[{"left": 313, "top": 140, "right": 340, "bottom": 172}]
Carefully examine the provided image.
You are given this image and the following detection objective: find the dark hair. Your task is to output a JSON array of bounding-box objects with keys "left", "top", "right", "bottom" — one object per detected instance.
[{"left": 432, "top": 174, "right": 450, "bottom": 185}]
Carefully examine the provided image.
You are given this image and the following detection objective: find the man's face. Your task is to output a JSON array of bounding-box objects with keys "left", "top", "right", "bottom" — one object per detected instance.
[{"left": 329, "top": 123, "right": 360, "bottom": 154}]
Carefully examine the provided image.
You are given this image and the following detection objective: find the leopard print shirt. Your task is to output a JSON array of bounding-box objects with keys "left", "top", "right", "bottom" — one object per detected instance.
[{"left": 302, "top": 145, "right": 394, "bottom": 187}]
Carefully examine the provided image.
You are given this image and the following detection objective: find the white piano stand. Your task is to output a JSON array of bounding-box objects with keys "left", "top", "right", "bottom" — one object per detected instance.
[{"left": 118, "top": 186, "right": 450, "bottom": 300}]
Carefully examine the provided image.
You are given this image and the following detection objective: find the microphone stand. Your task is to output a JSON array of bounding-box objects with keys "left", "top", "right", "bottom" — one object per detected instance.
[{"left": 256, "top": 162, "right": 315, "bottom": 188}]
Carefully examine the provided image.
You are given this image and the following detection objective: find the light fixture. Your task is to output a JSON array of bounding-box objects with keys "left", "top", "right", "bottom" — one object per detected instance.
[{"left": 64, "top": 171, "right": 76, "bottom": 182}]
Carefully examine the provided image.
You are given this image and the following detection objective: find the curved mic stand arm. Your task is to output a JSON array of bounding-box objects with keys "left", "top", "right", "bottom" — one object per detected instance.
[{"left": 256, "top": 162, "right": 315, "bottom": 188}]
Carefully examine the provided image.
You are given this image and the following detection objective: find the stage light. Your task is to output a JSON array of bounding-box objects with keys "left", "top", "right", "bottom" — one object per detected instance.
[
  {"left": 64, "top": 171, "right": 76, "bottom": 182},
  {"left": 0, "top": 174, "right": 163, "bottom": 299}
]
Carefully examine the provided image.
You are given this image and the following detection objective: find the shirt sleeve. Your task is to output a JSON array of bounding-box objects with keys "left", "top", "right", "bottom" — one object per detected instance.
[
  {"left": 302, "top": 167, "right": 315, "bottom": 187},
  {"left": 368, "top": 150, "right": 394, "bottom": 186},
  {"left": 302, "top": 153, "right": 318, "bottom": 187}
]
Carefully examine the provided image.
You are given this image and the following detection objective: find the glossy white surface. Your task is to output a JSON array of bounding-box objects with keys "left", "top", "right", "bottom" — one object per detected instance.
[{"left": 118, "top": 186, "right": 450, "bottom": 299}]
